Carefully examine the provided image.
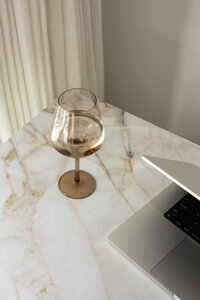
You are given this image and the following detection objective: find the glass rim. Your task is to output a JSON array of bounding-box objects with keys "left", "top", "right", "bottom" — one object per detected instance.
[{"left": 57, "top": 88, "right": 97, "bottom": 112}]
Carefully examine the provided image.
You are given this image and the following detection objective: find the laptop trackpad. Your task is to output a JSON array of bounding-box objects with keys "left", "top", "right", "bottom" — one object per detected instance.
[{"left": 151, "top": 238, "right": 200, "bottom": 300}]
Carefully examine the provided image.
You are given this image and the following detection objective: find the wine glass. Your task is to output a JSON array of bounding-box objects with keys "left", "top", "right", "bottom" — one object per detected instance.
[{"left": 51, "top": 88, "right": 105, "bottom": 199}]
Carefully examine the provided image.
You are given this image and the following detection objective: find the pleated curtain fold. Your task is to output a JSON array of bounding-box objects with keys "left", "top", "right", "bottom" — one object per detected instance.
[{"left": 0, "top": 0, "right": 104, "bottom": 143}]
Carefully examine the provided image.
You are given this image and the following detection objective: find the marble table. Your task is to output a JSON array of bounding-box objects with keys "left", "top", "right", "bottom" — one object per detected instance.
[{"left": 0, "top": 100, "right": 200, "bottom": 300}]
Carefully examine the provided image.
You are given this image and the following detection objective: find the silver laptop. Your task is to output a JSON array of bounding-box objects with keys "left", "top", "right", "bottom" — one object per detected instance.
[{"left": 109, "top": 155, "right": 200, "bottom": 300}]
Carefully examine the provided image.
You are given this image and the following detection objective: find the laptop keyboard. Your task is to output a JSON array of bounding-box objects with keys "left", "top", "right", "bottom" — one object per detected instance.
[{"left": 164, "top": 193, "right": 200, "bottom": 245}]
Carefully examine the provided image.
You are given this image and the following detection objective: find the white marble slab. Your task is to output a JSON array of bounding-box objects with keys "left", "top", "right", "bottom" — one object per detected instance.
[{"left": 0, "top": 101, "right": 200, "bottom": 299}]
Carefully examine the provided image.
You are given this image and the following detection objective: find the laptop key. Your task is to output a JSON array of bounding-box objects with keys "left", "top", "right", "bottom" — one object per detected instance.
[
  {"left": 183, "top": 226, "right": 190, "bottom": 233},
  {"left": 174, "top": 220, "right": 182, "bottom": 227}
]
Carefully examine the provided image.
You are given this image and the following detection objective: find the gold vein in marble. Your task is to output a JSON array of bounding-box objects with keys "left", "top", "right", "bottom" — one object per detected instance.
[
  {"left": 2, "top": 140, "right": 61, "bottom": 299},
  {"left": 28, "top": 123, "right": 50, "bottom": 144},
  {"left": 96, "top": 153, "right": 135, "bottom": 213}
]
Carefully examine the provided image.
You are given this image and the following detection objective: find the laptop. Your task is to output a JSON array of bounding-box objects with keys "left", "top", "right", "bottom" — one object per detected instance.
[{"left": 109, "top": 155, "right": 200, "bottom": 300}]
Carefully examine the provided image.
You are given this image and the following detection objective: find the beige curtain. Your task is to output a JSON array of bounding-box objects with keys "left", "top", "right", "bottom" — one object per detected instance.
[{"left": 0, "top": 0, "right": 104, "bottom": 144}]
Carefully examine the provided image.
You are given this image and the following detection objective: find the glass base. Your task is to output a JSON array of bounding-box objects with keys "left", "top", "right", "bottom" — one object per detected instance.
[{"left": 58, "top": 170, "right": 96, "bottom": 199}]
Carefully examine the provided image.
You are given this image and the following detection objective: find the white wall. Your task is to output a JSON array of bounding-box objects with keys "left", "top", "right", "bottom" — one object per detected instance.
[{"left": 102, "top": 0, "right": 200, "bottom": 144}]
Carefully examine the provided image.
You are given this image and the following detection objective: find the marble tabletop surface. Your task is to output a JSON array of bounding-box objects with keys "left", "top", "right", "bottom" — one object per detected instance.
[{"left": 0, "top": 100, "right": 200, "bottom": 300}]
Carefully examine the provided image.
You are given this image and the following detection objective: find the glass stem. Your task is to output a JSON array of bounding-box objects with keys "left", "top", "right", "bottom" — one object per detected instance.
[{"left": 74, "top": 158, "right": 80, "bottom": 182}]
